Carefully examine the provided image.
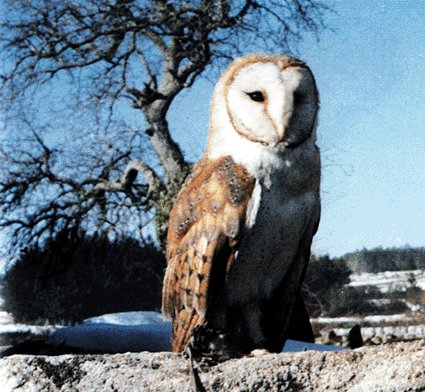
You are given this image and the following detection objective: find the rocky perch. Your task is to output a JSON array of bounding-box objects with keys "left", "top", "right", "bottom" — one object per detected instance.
[{"left": 0, "top": 341, "right": 424, "bottom": 392}]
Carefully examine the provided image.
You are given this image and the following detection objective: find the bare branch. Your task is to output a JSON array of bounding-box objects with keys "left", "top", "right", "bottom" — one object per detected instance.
[{"left": 92, "top": 159, "right": 164, "bottom": 202}]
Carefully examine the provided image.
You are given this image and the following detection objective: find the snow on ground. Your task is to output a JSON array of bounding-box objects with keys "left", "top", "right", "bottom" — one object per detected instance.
[
  {"left": 313, "top": 313, "right": 425, "bottom": 340},
  {"left": 330, "top": 324, "right": 425, "bottom": 339},
  {"left": 52, "top": 311, "right": 345, "bottom": 353},
  {"left": 0, "top": 323, "right": 57, "bottom": 338},
  {"left": 405, "top": 301, "right": 422, "bottom": 312},
  {"left": 364, "top": 314, "right": 416, "bottom": 323},
  {"left": 313, "top": 314, "right": 416, "bottom": 325},
  {"left": 349, "top": 269, "right": 425, "bottom": 292},
  {"left": 50, "top": 322, "right": 172, "bottom": 352},
  {"left": 0, "top": 311, "right": 345, "bottom": 354},
  {"left": 0, "top": 311, "right": 13, "bottom": 326},
  {"left": 85, "top": 311, "right": 166, "bottom": 326}
]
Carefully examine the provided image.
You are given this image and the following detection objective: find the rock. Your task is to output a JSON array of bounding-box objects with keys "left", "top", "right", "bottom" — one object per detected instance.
[
  {"left": 323, "top": 329, "right": 337, "bottom": 345},
  {"left": 0, "top": 341, "right": 424, "bottom": 392},
  {"left": 347, "top": 324, "right": 364, "bottom": 349},
  {"left": 370, "top": 336, "right": 382, "bottom": 345}
]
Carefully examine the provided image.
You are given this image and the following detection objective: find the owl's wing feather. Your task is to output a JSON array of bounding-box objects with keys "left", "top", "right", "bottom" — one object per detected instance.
[{"left": 162, "top": 156, "right": 255, "bottom": 352}]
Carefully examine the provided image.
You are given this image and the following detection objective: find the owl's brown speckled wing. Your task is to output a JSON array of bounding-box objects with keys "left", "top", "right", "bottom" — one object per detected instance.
[{"left": 162, "top": 156, "right": 255, "bottom": 352}]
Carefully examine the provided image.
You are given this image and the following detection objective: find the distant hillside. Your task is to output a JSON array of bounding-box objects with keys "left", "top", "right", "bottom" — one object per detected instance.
[{"left": 343, "top": 247, "right": 425, "bottom": 273}]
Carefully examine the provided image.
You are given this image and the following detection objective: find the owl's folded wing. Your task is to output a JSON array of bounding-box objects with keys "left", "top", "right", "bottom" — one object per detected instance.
[{"left": 162, "top": 156, "right": 255, "bottom": 352}]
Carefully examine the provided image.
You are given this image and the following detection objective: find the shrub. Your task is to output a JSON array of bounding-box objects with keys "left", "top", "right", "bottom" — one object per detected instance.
[
  {"left": 303, "top": 254, "right": 352, "bottom": 317},
  {"left": 326, "top": 287, "right": 380, "bottom": 317},
  {"left": 1, "top": 230, "right": 166, "bottom": 324}
]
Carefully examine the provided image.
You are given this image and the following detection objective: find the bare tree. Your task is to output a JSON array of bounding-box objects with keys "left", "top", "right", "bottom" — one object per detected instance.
[{"left": 0, "top": 0, "right": 329, "bottom": 253}]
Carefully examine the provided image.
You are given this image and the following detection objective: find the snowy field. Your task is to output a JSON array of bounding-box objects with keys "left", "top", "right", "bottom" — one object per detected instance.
[
  {"left": 313, "top": 268, "right": 425, "bottom": 340},
  {"left": 312, "top": 314, "right": 425, "bottom": 340},
  {"left": 349, "top": 269, "right": 425, "bottom": 292},
  {"left": 313, "top": 314, "right": 417, "bottom": 325}
]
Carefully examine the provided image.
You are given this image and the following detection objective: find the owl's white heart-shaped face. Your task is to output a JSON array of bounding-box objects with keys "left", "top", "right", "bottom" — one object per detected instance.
[
  {"left": 206, "top": 55, "right": 319, "bottom": 171},
  {"left": 225, "top": 59, "right": 318, "bottom": 148}
]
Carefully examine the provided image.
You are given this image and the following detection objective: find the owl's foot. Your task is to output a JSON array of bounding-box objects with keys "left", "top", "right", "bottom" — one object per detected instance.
[{"left": 186, "top": 325, "right": 243, "bottom": 364}]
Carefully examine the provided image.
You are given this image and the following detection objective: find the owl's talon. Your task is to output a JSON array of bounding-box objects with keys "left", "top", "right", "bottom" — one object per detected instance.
[{"left": 250, "top": 348, "right": 271, "bottom": 357}]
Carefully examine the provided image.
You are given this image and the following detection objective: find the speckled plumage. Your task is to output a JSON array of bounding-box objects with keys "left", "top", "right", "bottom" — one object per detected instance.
[
  {"left": 163, "top": 54, "right": 321, "bottom": 354},
  {"left": 163, "top": 156, "right": 255, "bottom": 352}
]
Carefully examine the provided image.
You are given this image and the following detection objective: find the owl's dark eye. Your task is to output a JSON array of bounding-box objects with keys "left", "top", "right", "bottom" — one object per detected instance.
[{"left": 246, "top": 91, "right": 265, "bottom": 102}]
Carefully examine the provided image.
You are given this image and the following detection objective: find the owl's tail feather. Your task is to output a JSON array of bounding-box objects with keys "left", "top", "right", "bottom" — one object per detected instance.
[{"left": 171, "top": 309, "right": 202, "bottom": 352}]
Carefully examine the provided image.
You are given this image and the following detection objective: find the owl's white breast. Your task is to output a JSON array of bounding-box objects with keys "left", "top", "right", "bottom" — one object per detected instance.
[{"left": 227, "top": 156, "right": 320, "bottom": 301}]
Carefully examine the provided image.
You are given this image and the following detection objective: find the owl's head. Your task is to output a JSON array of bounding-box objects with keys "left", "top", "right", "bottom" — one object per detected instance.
[{"left": 206, "top": 54, "right": 319, "bottom": 161}]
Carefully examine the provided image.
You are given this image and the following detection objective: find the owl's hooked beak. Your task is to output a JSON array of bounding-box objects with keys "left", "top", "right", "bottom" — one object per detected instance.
[
  {"left": 272, "top": 94, "right": 294, "bottom": 147},
  {"left": 271, "top": 124, "right": 290, "bottom": 148},
  {"left": 268, "top": 138, "right": 288, "bottom": 149}
]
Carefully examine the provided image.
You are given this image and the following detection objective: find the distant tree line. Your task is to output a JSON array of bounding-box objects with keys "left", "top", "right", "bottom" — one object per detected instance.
[{"left": 343, "top": 246, "right": 425, "bottom": 273}]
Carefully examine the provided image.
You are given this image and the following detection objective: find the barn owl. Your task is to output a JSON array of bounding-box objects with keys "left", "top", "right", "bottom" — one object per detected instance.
[{"left": 162, "top": 54, "right": 321, "bottom": 355}]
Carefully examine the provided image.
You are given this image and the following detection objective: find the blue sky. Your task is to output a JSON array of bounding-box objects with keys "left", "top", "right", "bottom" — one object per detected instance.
[{"left": 167, "top": 1, "right": 425, "bottom": 256}]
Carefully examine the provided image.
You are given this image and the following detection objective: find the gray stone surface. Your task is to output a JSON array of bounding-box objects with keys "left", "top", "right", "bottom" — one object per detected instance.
[{"left": 0, "top": 341, "right": 424, "bottom": 392}]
